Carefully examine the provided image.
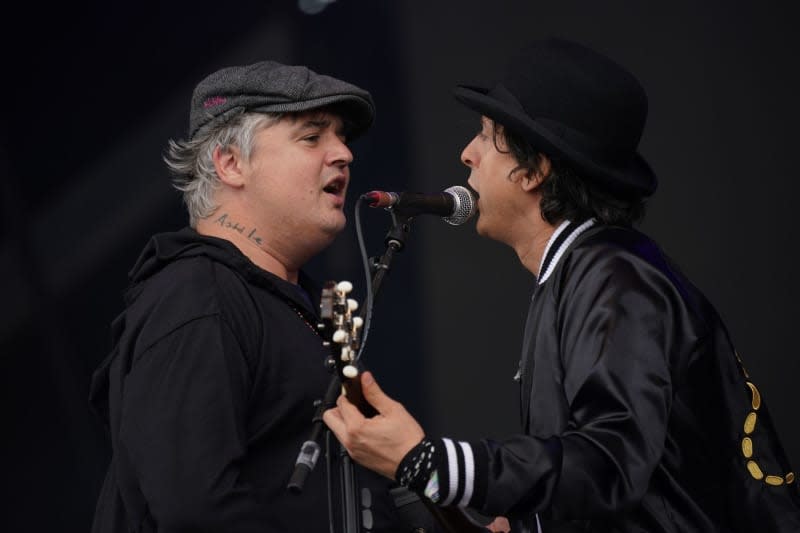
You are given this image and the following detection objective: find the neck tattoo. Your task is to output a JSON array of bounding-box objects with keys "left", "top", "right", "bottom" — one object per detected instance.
[{"left": 214, "top": 213, "right": 264, "bottom": 246}]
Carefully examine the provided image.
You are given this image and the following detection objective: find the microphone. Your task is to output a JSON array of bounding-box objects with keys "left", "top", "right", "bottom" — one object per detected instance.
[{"left": 363, "top": 185, "right": 476, "bottom": 226}]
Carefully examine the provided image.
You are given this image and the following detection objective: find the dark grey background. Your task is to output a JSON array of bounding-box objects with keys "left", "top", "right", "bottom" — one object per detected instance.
[{"left": 2, "top": 1, "right": 798, "bottom": 531}]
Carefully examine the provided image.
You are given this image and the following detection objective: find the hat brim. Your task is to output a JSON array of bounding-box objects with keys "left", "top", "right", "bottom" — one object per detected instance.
[
  {"left": 453, "top": 85, "right": 657, "bottom": 197},
  {"left": 194, "top": 94, "right": 374, "bottom": 142},
  {"left": 252, "top": 94, "right": 375, "bottom": 141}
]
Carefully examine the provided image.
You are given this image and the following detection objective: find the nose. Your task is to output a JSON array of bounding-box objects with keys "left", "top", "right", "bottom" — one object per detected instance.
[
  {"left": 328, "top": 136, "right": 353, "bottom": 167},
  {"left": 461, "top": 137, "right": 478, "bottom": 169}
]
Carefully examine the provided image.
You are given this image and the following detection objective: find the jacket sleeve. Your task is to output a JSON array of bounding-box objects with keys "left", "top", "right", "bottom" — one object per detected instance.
[
  {"left": 548, "top": 250, "right": 676, "bottom": 517},
  {"left": 424, "top": 250, "right": 678, "bottom": 521},
  {"left": 119, "top": 314, "right": 270, "bottom": 531}
]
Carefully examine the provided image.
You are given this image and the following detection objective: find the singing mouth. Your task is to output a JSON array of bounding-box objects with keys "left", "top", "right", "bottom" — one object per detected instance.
[{"left": 323, "top": 176, "right": 347, "bottom": 196}]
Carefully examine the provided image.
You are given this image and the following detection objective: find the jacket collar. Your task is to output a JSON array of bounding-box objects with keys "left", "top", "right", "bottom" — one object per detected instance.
[{"left": 537, "top": 218, "right": 596, "bottom": 285}]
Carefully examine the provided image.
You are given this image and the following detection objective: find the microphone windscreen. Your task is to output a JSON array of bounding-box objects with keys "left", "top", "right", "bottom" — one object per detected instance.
[{"left": 443, "top": 185, "right": 476, "bottom": 226}]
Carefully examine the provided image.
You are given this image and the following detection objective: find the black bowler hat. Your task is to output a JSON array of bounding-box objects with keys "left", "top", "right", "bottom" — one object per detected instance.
[{"left": 453, "top": 38, "right": 657, "bottom": 197}]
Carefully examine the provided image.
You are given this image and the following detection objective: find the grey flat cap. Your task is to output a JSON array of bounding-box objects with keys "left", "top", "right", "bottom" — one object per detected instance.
[{"left": 188, "top": 60, "right": 375, "bottom": 140}]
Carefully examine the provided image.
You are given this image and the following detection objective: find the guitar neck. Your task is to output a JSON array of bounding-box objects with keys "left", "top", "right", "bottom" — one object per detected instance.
[{"left": 341, "top": 370, "right": 378, "bottom": 418}]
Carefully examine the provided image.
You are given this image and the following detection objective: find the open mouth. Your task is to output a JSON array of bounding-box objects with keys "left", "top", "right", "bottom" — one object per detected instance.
[{"left": 323, "top": 177, "right": 346, "bottom": 196}]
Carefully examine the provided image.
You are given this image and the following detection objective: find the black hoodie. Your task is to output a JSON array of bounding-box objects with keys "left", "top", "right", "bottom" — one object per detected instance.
[{"left": 89, "top": 227, "right": 403, "bottom": 532}]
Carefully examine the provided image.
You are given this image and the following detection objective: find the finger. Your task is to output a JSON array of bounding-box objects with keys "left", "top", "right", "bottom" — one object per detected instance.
[
  {"left": 359, "top": 371, "right": 395, "bottom": 413},
  {"left": 486, "top": 516, "right": 511, "bottom": 533},
  {"left": 336, "top": 390, "right": 366, "bottom": 424},
  {"left": 322, "top": 405, "right": 342, "bottom": 426},
  {"left": 322, "top": 407, "right": 346, "bottom": 438}
]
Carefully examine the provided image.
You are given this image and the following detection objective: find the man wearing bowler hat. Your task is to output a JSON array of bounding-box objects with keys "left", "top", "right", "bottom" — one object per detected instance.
[
  {"left": 324, "top": 38, "right": 800, "bottom": 532},
  {"left": 88, "top": 60, "right": 412, "bottom": 532}
]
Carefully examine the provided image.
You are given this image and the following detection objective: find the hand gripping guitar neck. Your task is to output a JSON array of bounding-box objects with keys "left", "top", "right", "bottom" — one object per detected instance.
[{"left": 321, "top": 283, "right": 489, "bottom": 533}]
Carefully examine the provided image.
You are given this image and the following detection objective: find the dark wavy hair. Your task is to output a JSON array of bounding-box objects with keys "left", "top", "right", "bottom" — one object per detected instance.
[{"left": 491, "top": 120, "right": 646, "bottom": 227}]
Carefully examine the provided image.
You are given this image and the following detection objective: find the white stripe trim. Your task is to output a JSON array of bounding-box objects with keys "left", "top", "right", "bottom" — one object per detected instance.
[
  {"left": 441, "top": 438, "right": 459, "bottom": 506},
  {"left": 457, "top": 441, "right": 475, "bottom": 507},
  {"left": 539, "top": 218, "right": 596, "bottom": 285},
  {"left": 537, "top": 219, "right": 571, "bottom": 278}
]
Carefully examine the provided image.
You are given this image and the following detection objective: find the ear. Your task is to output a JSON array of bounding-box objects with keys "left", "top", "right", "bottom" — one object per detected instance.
[
  {"left": 212, "top": 145, "right": 246, "bottom": 188},
  {"left": 520, "top": 155, "right": 552, "bottom": 192}
]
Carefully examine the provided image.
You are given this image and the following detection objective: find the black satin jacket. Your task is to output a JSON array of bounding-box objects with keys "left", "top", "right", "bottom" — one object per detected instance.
[{"left": 480, "top": 222, "right": 800, "bottom": 532}]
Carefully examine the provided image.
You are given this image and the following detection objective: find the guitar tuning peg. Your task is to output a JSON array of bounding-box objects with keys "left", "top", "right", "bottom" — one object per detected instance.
[
  {"left": 340, "top": 346, "right": 352, "bottom": 362},
  {"left": 352, "top": 316, "right": 364, "bottom": 329},
  {"left": 332, "top": 329, "right": 348, "bottom": 343},
  {"left": 336, "top": 281, "right": 353, "bottom": 294},
  {"left": 342, "top": 365, "right": 359, "bottom": 379},
  {"left": 347, "top": 299, "right": 358, "bottom": 312}
]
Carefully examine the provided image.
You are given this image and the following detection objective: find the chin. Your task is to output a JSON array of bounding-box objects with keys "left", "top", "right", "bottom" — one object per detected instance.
[
  {"left": 322, "top": 216, "right": 347, "bottom": 237},
  {"left": 474, "top": 217, "right": 489, "bottom": 237},
  {"left": 475, "top": 220, "right": 503, "bottom": 244},
  {"left": 333, "top": 213, "right": 347, "bottom": 232}
]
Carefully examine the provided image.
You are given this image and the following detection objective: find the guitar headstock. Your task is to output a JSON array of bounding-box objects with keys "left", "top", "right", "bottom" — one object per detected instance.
[
  {"left": 319, "top": 280, "right": 376, "bottom": 417},
  {"left": 320, "top": 280, "right": 362, "bottom": 378}
]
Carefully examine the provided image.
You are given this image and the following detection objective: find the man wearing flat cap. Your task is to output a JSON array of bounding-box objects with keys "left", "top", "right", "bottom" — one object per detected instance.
[
  {"left": 324, "top": 38, "right": 800, "bottom": 532},
  {"left": 88, "top": 61, "right": 407, "bottom": 532}
]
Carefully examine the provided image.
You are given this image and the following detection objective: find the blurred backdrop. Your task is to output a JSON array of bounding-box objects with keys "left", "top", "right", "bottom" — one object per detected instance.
[{"left": 3, "top": 1, "right": 799, "bottom": 531}]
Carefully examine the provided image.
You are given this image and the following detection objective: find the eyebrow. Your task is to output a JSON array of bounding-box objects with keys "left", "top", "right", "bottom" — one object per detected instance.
[
  {"left": 296, "top": 115, "right": 349, "bottom": 136},
  {"left": 295, "top": 118, "right": 331, "bottom": 131}
]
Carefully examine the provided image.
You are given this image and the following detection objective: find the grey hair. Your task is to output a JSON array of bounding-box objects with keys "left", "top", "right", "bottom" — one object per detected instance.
[{"left": 164, "top": 111, "right": 283, "bottom": 227}]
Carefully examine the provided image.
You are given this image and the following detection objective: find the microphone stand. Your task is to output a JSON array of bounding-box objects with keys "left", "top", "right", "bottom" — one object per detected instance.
[{"left": 288, "top": 211, "right": 413, "bottom": 533}]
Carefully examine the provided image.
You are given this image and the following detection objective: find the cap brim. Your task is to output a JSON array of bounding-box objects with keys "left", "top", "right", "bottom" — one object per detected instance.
[{"left": 253, "top": 94, "right": 375, "bottom": 141}]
